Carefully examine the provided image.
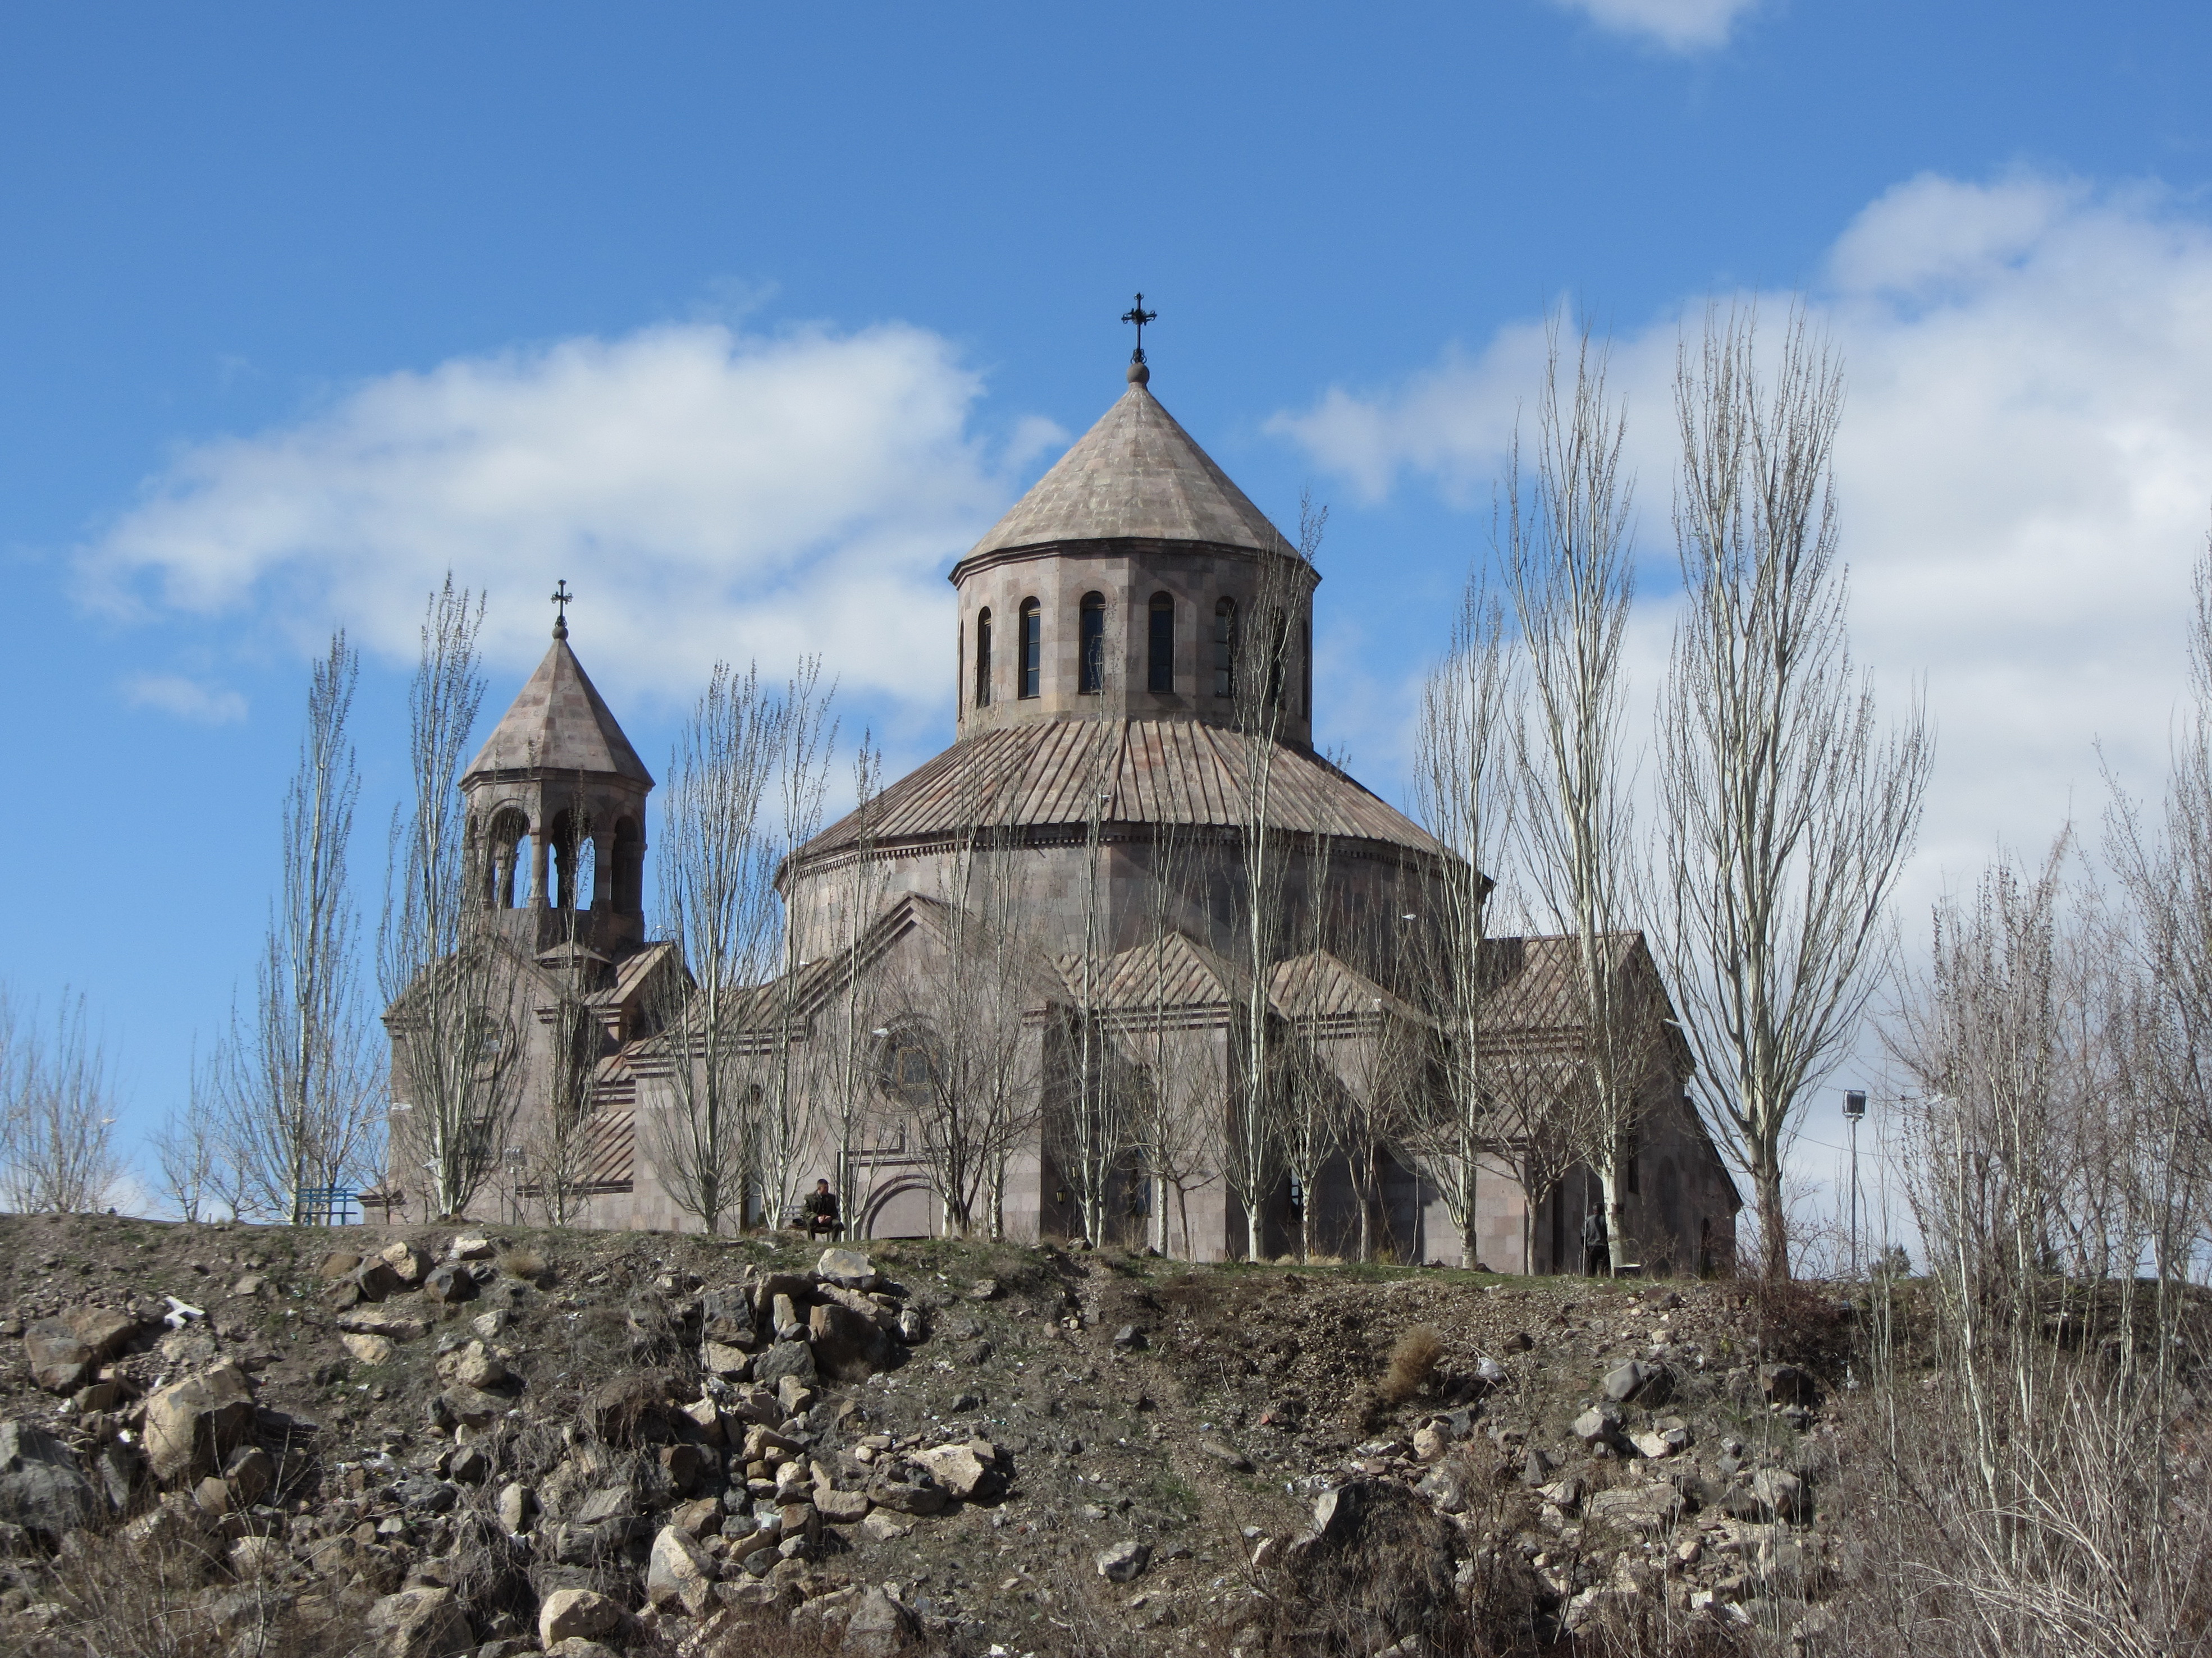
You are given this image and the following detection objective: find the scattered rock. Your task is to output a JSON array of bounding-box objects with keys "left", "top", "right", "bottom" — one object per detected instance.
[
  {"left": 915, "top": 1442, "right": 995, "bottom": 1500},
  {"left": 843, "top": 1584, "right": 918, "bottom": 1656},
  {"left": 144, "top": 1363, "right": 256, "bottom": 1484},
  {"left": 1761, "top": 1364, "right": 1816, "bottom": 1407},
  {"left": 435, "top": 1340, "right": 508, "bottom": 1390},
  {"left": 754, "top": 1340, "right": 818, "bottom": 1390},
  {"left": 1199, "top": 1437, "right": 1253, "bottom": 1472},
  {"left": 646, "top": 1523, "right": 717, "bottom": 1616},
  {"left": 422, "top": 1263, "right": 478, "bottom": 1304},
  {"left": 22, "top": 1320, "right": 93, "bottom": 1394},
  {"left": 1602, "top": 1359, "right": 1663, "bottom": 1403},
  {"left": 380, "top": 1241, "right": 430, "bottom": 1286},
  {"left": 967, "top": 1278, "right": 999, "bottom": 1302},
  {"left": 861, "top": 1509, "right": 912, "bottom": 1542},
  {"left": 588, "top": 1372, "right": 674, "bottom": 1446},
  {"left": 365, "top": 1585, "right": 473, "bottom": 1658},
  {"left": 0, "top": 1420, "right": 102, "bottom": 1538},
  {"left": 1097, "top": 1539, "right": 1151, "bottom": 1582},
  {"left": 448, "top": 1235, "right": 497, "bottom": 1261},
  {"left": 337, "top": 1307, "right": 429, "bottom": 1342},
  {"left": 1573, "top": 1404, "right": 1623, "bottom": 1444},
  {"left": 815, "top": 1247, "right": 876, "bottom": 1288},
  {"left": 539, "top": 1587, "right": 621, "bottom": 1647},
  {"left": 496, "top": 1482, "right": 537, "bottom": 1535},
  {"left": 317, "top": 1250, "right": 363, "bottom": 1282},
  {"left": 1288, "top": 1481, "right": 1459, "bottom": 1648},
  {"left": 341, "top": 1332, "right": 396, "bottom": 1366},
  {"left": 1751, "top": 1467, "right": 1808, "bottom": 1522},
  {"left": 816, "top": 1486, "right": 871, "bottom": 1523}
]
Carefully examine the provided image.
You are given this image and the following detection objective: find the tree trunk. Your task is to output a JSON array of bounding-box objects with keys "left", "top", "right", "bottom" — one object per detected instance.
[{"left": 1754, "top": 1154, "right": 1789, "bottom": 1281}]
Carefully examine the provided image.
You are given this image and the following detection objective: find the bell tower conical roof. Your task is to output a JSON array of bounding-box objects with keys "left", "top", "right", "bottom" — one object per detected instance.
[
  {"left": 465, "top": 635, "right": 652, "bottom": 786},
  {"left": 958, "top": 371, "right": 1289, "bottom": 566}
]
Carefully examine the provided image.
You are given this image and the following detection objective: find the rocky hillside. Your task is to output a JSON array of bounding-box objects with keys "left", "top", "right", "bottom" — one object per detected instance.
[{"left": 0, "top": 1213, "right": 1870, "bottom": 1657}]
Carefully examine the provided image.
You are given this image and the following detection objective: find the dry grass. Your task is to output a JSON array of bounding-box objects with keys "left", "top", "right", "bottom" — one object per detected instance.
[
  {"left": 1379, "top": 1323, "right": 1446, "bottom": 1404},
  {"left": 495, "top": 1245, "right": 547, "bottom": 1283}
]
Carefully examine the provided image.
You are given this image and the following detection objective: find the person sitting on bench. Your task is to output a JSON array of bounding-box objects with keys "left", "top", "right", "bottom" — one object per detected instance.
[{"left": 802, "top": 1179, "right": 842, "bottom": 1240}]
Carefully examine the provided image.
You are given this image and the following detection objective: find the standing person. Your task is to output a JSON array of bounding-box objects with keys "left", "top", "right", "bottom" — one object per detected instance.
[
  {"left": 802, "top": 1179, "right": 842, "bottom": 1240},
  {"left": 1582, "top": 1204, "right": 1609, "bottom": 1277}
]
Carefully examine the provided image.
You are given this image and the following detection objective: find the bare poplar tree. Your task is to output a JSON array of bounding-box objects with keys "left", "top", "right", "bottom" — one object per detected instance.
[
  {"left": 1222, "top": 493, "right": 1324, "bottom": 1259},
  {"left": 215, "top": 633, "right": 385, "bottom": 1222},
  {"left": 1277, "top": 833, "right": 1343, "bottom": 1261},
  {"left": 1050, "top": 649, "right": 1135, "bottom": 1248},
  {"left": 1406, "top": 576, "right": 1520, "bottom": 1266},
  {"left": 1504, "top": 320, "right": 1651, "bottom": 1274},
  {"left": 1656, "top": 305, "right": 1930, "bottom": 1280},
  {"left": 648, "top": 662, "right": 783, "bottom": 1235},
  {"left": 1128, "top": 823, "right": 1218, "bottom": 1258},
  {"left": 153, "top": 1041, "right": 232, "bottom": 1223},
  {"left": 0, "top": 988, "right": 124, "bottom": 1215},
  {"left": 752, "top": 658, "right": 838, "bottom": 1228},
  {"left": 819, "top": 732, "right": 887, "bottom": 1230},
  {"left": 378, "top": 577, "right": 520, "bottom": 1219},
  {"left": 890, "top": 742, "right": 1039, "bottom": 1238}
]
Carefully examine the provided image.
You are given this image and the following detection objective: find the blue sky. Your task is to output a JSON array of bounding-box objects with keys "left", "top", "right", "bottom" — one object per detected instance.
[{"left": 7, "top": 2, "right": 2212, "bottom": 1222}]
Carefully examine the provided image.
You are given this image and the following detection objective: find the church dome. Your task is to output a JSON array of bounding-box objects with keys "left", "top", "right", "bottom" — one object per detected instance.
[{"left": 958, "top": 377, "right": 1289, "bottom": 566}]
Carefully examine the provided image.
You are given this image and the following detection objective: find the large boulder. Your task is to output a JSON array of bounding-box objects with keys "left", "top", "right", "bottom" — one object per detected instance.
[
  {"left": 702, "top": 1289, "right": 758, "bottom": 1349},
  {"left": 365, "top": 1587, "right": 473, "bottom": 1658},
  {"left": 808, "top": 1301, "right": 887, "bottom": 1381},
  {"left": 144, "top": 1364, "right": 257, "bottom": 1484},
  {"left": 22, "top": 1320, "right": 93, "bottom": 1394},
  {"left": 426, "top": 1386, "right": 507, "bottom": 1433},
  {"left": 645, "top": 1523, "right": 717, "bottom": 1616},
  {"left": 538, "top": 1588, "right": 621, "bottom": 1647},
  {"left": 381, "top": 1240, "right": 431, "bottom": 1286},
  {"left": 0, "top": 1420, "right": 102, "bottom": 1538},
  {"left": 422, "top": 1263, "right": 478, "bottom": 1304},
  {"left": 1286, "top": 1481, "right": 1461, "bottom": 1652},
  {"left": 914, "top": 1441, "right": 998, "bottom": 1501},
  {"left": 753, "top": 1340, "right": 817, "bottom": 1390},
  {"left": 588, "top": 1371, "right": 675, "bottom": 1446},
  {"left": 1602, "top": 1359, "right": 1663, "bottom": 1404},
  {"left": 843, "top": 1585, "right": 918, "bottom": 1656},
  {"left": 815, "top": 1247, "right": 876, "bottom": 1288}
]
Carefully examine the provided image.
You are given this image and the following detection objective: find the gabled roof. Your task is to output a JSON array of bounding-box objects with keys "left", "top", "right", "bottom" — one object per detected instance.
[
  {"left": 1060, "top": 929, "right": 1245, "bottom": 1012},
  {"left": 961, "top": 378, "right": 1290, "bottom": 563},
  {"left": 794, "top": 719, "right": 1446, "bottom": 867},
  {"left": 1270, "top": 950, "right": 1424, "bottom": 1026},
  {"left": 465, "top": 635, "right": 652, "bottom": 786}
]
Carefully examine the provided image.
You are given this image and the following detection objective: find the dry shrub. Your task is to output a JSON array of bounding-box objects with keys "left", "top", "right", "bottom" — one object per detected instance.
[
  {"left": 496, "top": 1245, "right": 547, "bottom": 1283},
  {"left": 1380, "top": 1324, "right": 1446, "bottom": 1404}
]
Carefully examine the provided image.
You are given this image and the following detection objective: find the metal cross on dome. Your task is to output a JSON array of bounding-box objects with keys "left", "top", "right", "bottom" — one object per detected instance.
[
  {"left": 1121, "top": 293, "right": 1158, "bottom": 364},
  {"left": 551, "top": 579, "right": 573, "bottom": 638}
]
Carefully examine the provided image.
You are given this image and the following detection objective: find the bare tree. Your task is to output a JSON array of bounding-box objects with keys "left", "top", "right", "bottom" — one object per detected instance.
[
  {"left": 1406, "top": 576, "right": 1520, "bottom": 1266},
  {"left": 1221, "top": 493, "right": 1324, "bottom": 1259},
  {"left": 888, "top": 742, "right": 1040, "bottom": 1239},
  {"left": 1049, "top": 647, "right": 1136, "bottom": 1248},
  {"left": 153, "top": 1041, "right": 234, "bottom": 1224},
  {"left": 648, "top": 662, "right": 783, "bottom": 1235},
  {"left": 1128, "top": 823, "right": 1219, "bottom": 1258},
  {"left": 752, "top": 658, "right": 838, "bottom": 1229},
  {"left": 0, "top": 988, "right": 124, "bottom": 1215},
  {"left": 1503, "top": 320, "right": 1652, "bottom": 1274},
  {"left": 1656, "top": 304, "right": 1931, "bottom": 1280},
  {"left": 819, "top": 731, "right": 888, "bottom": 1231},
  {"left": 215, "top": 633, "right": 385, "bottom": 1223},
  {"left": 378, "top": 578, "right": 521, "bottom": 1220}
]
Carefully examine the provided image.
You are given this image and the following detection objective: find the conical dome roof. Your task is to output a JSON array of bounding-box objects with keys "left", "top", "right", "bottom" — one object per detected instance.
[
  {"left": 962, "top": 375, "right": 1288, "bottom": 562},
  {"left": 464, "top": 636, "right": 652, "bottom": 785}
]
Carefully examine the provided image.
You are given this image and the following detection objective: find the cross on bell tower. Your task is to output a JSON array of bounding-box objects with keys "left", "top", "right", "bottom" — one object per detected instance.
[{"left": 551, "top": 579, "right": 573, "bottom": 640}]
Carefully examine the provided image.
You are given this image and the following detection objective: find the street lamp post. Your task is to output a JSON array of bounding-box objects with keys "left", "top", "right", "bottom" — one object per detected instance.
[{"left": 1843, "top": 1090, "right": 1867, "bottom": 1277}]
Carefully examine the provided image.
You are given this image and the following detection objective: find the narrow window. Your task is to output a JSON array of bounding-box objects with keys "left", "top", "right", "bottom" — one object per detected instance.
[
  {"left": 1301, "top": 613, "right": 1312, "bottom": 720},
  {"left": 1212, "top": 598, "right": 1236, "bottom": 698},
  {"left": 974, "top": 608, "right": 993, "bottom": 707},
  {"left": 1148, "top": 593, "right": 1174, "bottom": 693},
  {"left": 1078, "top": 592, "right": 1106, "bottom": 694},
  {"left": 1019, "top": 599, "right": 1041, "bottom": 699}
]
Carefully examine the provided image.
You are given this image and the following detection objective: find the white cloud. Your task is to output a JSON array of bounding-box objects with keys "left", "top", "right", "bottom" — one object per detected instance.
[
  {"left": 84, "top": 322, "right": 1039, "bottom": 715},
  {"left": 1273, "top": 170, "right": 2212, "bottom": 931},
  {"left": 1547, "top": 0, "right": 1763, "bottom": 52},
  {"left": 124, "top": 673, "right": 248, "bottom": 724}
]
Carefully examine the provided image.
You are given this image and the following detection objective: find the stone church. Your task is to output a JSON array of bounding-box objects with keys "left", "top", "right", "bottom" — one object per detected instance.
[{"left": 380, "top": 355, "right": 1739, "bottom": 1272}]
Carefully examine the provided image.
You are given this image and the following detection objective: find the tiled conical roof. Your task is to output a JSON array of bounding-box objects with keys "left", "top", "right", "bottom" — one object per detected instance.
[
  {"left": 962, "top": 375, "right": 1289, "bottom": 561},
  {"left": 464, "top": 636, "right": 652, "bottom": 785}
]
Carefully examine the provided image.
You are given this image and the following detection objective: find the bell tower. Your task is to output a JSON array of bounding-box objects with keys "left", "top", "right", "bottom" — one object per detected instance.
[{"left": 461, "top": 589, "right": 653, "bottom": 961}]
